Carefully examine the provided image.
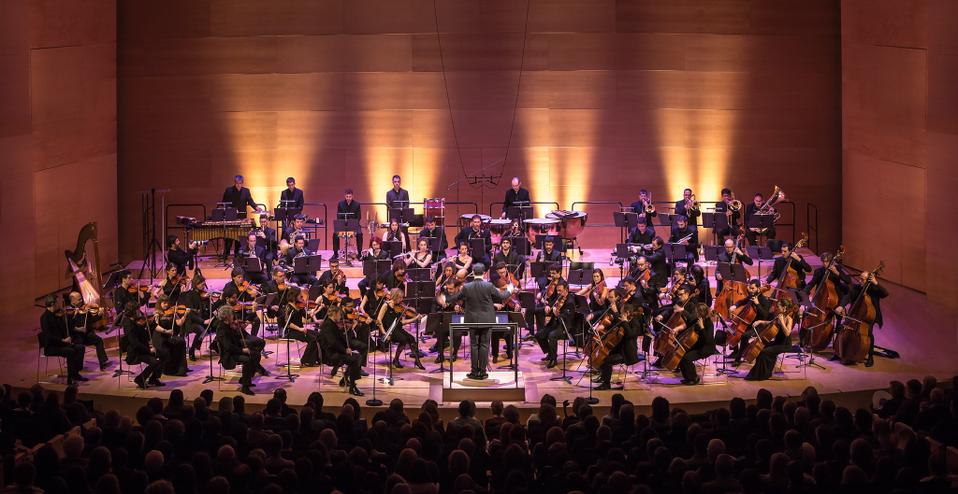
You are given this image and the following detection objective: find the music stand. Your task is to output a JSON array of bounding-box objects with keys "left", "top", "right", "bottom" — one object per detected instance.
[
  {"left": 657, "top": 214, "right": 673, "bottom": 229},
  {"left": 506, "top": 204, "right": 533, "bottom": 221},
  {"left": 669, "top": 244, "right": 690, "bottom": 265},
  {"left": 363, "top": 259, "right": 391, "bottom": 279},
  {"left": 407, "top": 268, "right": 431, "bottom": 282},
  {"left": 468, "top": 238, "right": 487, "bottom": 258},
  {"left": 306, "top": 239, "right": 321, "bottom": 252},
  {"left": 567, "top": 268, "right": 591, "bottom": 287},
  {"left": 505, "top": 236, "right": 530, "bottom": 256},
  {"left": 211, "top": 206, "right": 238, "bottom": 222},
  {"left": 613, "top": 211, "right": 639, "bottom": 229},
  {"left": 293, "top": 254, "right": 322, "bottom": 276},
  {"left": 382, "top": 240, "right": 402, "bottom": 258},
  {"left": 240, "top": 257, "right": 263, "bottom": 274},
  {"left": 704, "top": 245, "right": 721, "bottom": 261},
  {"left": 421, "top": 236, "right": 442, "bottom": 254},
  {"left": 748, "top": 245, "right": 774, "bottom": 279},
  {"left": 530, "top": 261, "right": 550, "bottom": 279},
  {"left": 388, "top": 206, "right": 414, "bottom": 225},
  {"left": 747, "top": 214, "right": 775, "bottom": 245}
]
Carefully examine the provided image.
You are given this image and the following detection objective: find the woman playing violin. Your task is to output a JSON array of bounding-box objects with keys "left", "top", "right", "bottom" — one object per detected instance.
[
  {"left": 283, "top": 287, "right": 321, "bottom": 366},
  {"left": 310, "top": 280, "right": 342, "bottom": 322},
  {"left": 152, "top": 295, "right": 189, "bottom": 376},
  {"left": 375, "top": 289, "right": 425, "bottom": 370},
  {"left": 223, "top": 268, "right": 261, "bottom": 337},
  {"left": 578, "top": 268, "right": 610, "bottom": 324}
]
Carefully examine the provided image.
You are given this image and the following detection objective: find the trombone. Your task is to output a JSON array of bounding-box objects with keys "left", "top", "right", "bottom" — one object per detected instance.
[{"left": 644, "top": 192, "right": 656, "bottom": 215}]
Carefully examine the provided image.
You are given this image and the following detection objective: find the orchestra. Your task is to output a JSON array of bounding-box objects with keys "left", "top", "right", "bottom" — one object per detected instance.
[{"left": 49, "top": 174, "right": 899, "bottom": 398}]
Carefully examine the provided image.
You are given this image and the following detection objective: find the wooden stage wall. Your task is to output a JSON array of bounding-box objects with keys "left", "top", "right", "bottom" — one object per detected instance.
[
  {"left": 117, "top": 0, "right": 842, "bottom": 262},
  {"left": 0, "top": 0, "right": 118, "bottom": 316},
  {"left": 841, "top": 0, "right": 958, "bottom": 308}
]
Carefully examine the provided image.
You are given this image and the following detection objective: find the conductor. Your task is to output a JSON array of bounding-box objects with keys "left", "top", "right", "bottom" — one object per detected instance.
[{"left": 443, "top": 263, "right": 514, "bottom": 380}]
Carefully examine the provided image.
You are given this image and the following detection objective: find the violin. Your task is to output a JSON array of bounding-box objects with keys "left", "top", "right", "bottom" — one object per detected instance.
[
  {"left": 544, "top": 292, "right": 567, "bottom": 326},
  {"left": 231, "top": 301, "right": 256, "bottom": 312},
  {"left": 161, "top": 304, "right": 190, "bottom": 316},
  {"left": 392, "top": 303, "right": 419, "bottom": 318},
  {"left": 346, "top": 311, "right": 373, "bottom": 324},
  {"left": 127, "top": 283, "right": 152, "bottom": 294},
  {"left": 236, "top": 280, "right": 258, "bottom": 295}
]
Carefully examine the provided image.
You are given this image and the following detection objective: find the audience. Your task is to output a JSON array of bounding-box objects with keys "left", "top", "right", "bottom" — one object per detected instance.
[{"left": 1, "top": 376, "right": 956, "bottom": 493}]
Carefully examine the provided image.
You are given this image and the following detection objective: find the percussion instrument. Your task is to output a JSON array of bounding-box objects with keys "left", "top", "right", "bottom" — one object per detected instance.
[
  {"left": 524, "top": 218, "right": 560, "bottom": 243},
  {"left": 459, "top": 213, "right": 491, "bottom": 227},
  {"left": 546, "top": 210, "right": 588, "bottom": 240},
  {"left": 424, "top": 198, "right": 445, "bottom": 224},
  {"left": 189, "top": 219, "right": 254, "bottom": 242},
  {"left": 488, "top": 218, "right": 512, "bottom": 245}
]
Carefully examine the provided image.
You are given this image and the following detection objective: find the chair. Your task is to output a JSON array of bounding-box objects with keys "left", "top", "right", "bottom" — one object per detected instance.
[{"left": 36, "top": 334, "right": 66, "bottom": 384}]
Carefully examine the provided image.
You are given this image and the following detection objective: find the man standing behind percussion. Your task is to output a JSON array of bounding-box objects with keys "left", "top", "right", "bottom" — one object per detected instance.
[
  {"left": 443, "top": 263, "right": 514, "bottom": 380},
  {"left": 386, "top": 175, "right": 409, "bottom": 212},
  {"left": 222, "top": 175, "right": 259, "bottom": 258},
  {"left": 280, "top": 177, "right": 304, "bottom": 212},
  {"left": 332, "top": 188, "right": 362, "bottom": 261},
  {"left": 502, "top": 177, "right": 531, "bottom": 219}
]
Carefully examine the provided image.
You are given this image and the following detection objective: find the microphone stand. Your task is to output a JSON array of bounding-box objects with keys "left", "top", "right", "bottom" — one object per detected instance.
[{"left": 202, "top": 316, "right": 224, "bottom": 385}]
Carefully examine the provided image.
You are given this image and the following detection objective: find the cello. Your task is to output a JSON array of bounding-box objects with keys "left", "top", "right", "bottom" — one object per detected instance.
[
  {"left": 834, "top": 261, "right": 884, "bottom": 364},
  {"left": 725, "top": 292, "right": 761, "bottom": 347},
  {"left": 805, "top": 246, "right": 845, "bottom": 350},
  {"left": 743, "top": 300, "right": 796, "bottom": 363},
  {"left": 654, "top": 298, "right": 700, "bottom": 371}
]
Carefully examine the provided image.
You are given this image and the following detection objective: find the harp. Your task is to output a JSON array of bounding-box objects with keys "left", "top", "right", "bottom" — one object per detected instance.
[{"left": 64, "top": 222, "right": 104, "bottom": 307}]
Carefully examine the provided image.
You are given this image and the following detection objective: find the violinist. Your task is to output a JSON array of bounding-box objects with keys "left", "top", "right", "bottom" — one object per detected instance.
[
  {"left": 262, "top": 267, "right": 292, "bottom": 320},
  {"left": 491, "top": 262, "right": 524, "bottom": 363},
  {"left": 238, "top": 232, "right": 271, "bottom": 284},
  {"left": 492, "top": 237, "right": 524, "bottom": 280},
  {"left": 532, "top": 264, "right": 564, "bottom": 334},
  {"left": 166, "top": 234, "right": 197, "bottom": 276},
  {"left": 744, "top": 298, "right": 796, "bottom": 380},
  {"left": 361, "top": 279, "right": 388, "bottom": 323},
  {"left": 151, "top": 295, "right": 189, "bottom": 376},
  {"left": 715, "top": 237, "right": 752, "bottom": 294},
  {"left": 341, "top": 298, "right": 371, "bottom": 370},
  {"left": 310, "top": 280, "right": 342, "bottom": 322},
  {"left": 676, "top": 303, "right": 716, "bottom": 385},
  {"left": 452, "top": 242, "right": 473, "bottom": 280},
  {"left": 578, "top": 269, "right": 610, "bottom": 324},
  {"left": 378, "top": 259, "right": 408, "bottom": 293},
  {"left": 214, "top": 305, "right": 265, "bottom": 395},
  {"left": 375, "top": 289, "right": 425, "bottom": 370},
  {"left": 433, "top": 277, "right": 464, "bottom": 363},
  {"left": 835, "top": 270, "right": 888, "bottom": 367},
  {"left": 668, "top": 215, "right": 699, "bottom": 263},
  {"left": 689, "top": 265, "right": 712, "bottom": 308},
  {"left": 283, "top": 287, "right": 321, "bottom": 367},
  {"left": 158, "top": 263, "right": 187, "bottom": 304},
  {"left": 223, "top": 268, "right": 262, "bottom": 337},
  {"left": 435, "top": 262, "right": 457, "bottom": 288},
  {"left": 112, "top": 270, "right": 149, "bottom": 322},
  {"left": 67, "top": 291, "right": 110, "bottom": 371},
  {"left": 765, "top": 241, "right": 812, "bottom": 290},
  {"left": 357, "top": 238, "right": 390, "bottom": 298},
  {"left": 319, "top": 306, "right": 365, "bottom": 396},
  {"left": 125, "top": 310, "right": 163, "bottom": 389},
  {"left": 594, "top": 302, "right": 644, "bottom": 390},
  {"left": 728, "top": 280, "right": 772, "bottom": 366},
  {"left": 535, "top": 281, "right": 575, "bottom": 369},
  {"left": 40, "top": 296, "right": 87, "bottom": 384},
  {"left": 627, "top": 218, "right": 655, "bottom": 249},
  {"left": 182, "top": 273, "right": 215, "bottom": 361},
  {"left": 454, "top": 215, "right": 492, "bottom": 266},
  {"left": 318, "top": 258, "right": 350, "bottom": 297},
  {"left": 418, "top": 217, "right": 447, "bottom": 261}
]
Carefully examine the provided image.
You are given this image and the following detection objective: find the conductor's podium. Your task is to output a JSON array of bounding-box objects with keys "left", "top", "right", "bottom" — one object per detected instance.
[{"left": 442, "top": 314, "right": 525, "bottom": 402}]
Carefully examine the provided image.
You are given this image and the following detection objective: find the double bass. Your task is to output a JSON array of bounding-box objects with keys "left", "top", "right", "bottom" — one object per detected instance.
[
  {"left": 834, "top": 261, "right": 884, "bottom": 364},
  {"left": 805, "top": 246, "right": 845, "bottom": 350},
  {"left": 714, "top": 234, "right": 748, "bottom": 321},
  {"left": 764, "top": 232, "right": 808, "bottom": 302}
]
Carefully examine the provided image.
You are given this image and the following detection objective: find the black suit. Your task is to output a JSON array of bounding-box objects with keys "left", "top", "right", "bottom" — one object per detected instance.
[
  {"left": 333, "top": 199, "right": 363, "bottom": 255},
  {"left": 166, "top": 247, "right": 196, "bottom": 275},
  {"left": 40, "top": 309, "right": 85, "bottom": 378},
  {"left": 386, "top": 188, "right": 410, "bottom": 212},
  {"left": 840, "top": 282, "right": 889, "bottom": 361},
  {"left": 535, "top": 294, "right": 576, "bottom": 362},
  {"left": 444, "top": 279, "right": 512, "bottom": 373},
  {"left": 222, "top": 185, "right": 257, "bottom": 256},
  {"left": 318, "top": 319, "right": 362, "bottom": 382},
  {"left": 669, "top": 226, "right": 699, "bottom": 263},
  {"left": 713, "top": 200, "right": 741, "bottom": 238},
  {"left": 124, "top": 319, "right": 162, "bottom": 383},
  {"left": 765, "top": 254, "right": 812, "bottom": 290},
  {"left": 628, "top": 226, "right": 656, "bottom": 246},
  {"left": 280, "top": 187, "right": 305, "bottom": 211},
  {"left": 598, "top": 315, "right": 643, "bottom": 385},
  {"left": 503, "top": 187, "right": 531, "bottom": 216},
  {"left": 237, "top": 243, "right": 271, "bottom": 284},
  {"left": 215, "top": 319, "right": 266, "bottom": 386},
  {"left": 673, "top": 200, "right": 701, "bottom": 227},
  {"left": 647, "top": 248, "right": 669, "bottom": 287},
  {"left": 630, "top": 200, "right": 657, "bottom": 226}
]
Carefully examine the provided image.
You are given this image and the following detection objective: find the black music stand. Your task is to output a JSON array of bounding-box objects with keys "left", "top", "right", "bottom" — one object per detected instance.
[
  {"left": 388, "top": 206, "right": 414, "bottom": 225},
  {"left": 468, "top": 238, "right": 487, "bottom": 258},
  {"left": 211, "top": 206, "right": 238, "bottom": 222},
  {"left": 293, "top": 255, "right": 322, "bottom": 276},
  {"left": 717, "top": 262, "right": 748, "bottom": 284},
  {"left": 240, "top": 257, "right": 263, "bottom": 274},
  {"left": 703, "top": 245, "right": 721, "bottom": 262},
  {"left": 363, "top": 259, "right": 391, "bottom": 279},
  {"left": 658, "top": 214, "right": 673, "bottom": 229},
  {"left": 529, "top": 261, "right": 550, "bottom": 280},
  {"left": 567, "top": 269, "right": 591, "bottom": 287},
  {"left": 748, "top": 245, "right": 774, "bottom": 279},
  {"left": 422, "top": 236, "right": 442, "bottom": 255},
  {"left": 613, "top": 211, "right": 640, "bottom": 229},
  {"left": 406, "top": 268, "right": 431, "bottom": 282},
  {"left": 504, "top": 236, "right": 530, "bottom": 256},
  {"left": 506, "top": 204, "right": 533, "bottom": 221},
  {"left": 669, "top": 244, "right": 690, "bottom": 266},
  {"left": 702, "top": 212, "right": 717, "bottom": 244},
  {"left": 382, "top": 240, "right": 402, "bottom": 258},
  {"left": 306, "top": 239, "right": 321, "bottom": 252},
  {"left": 747, "top": 214, "right": 775, "bottom": 246}
]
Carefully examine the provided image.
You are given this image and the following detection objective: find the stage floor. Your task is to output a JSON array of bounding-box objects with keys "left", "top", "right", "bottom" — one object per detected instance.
[{"left": 9, "top": 248, "right": 957, "bottom": 412}]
